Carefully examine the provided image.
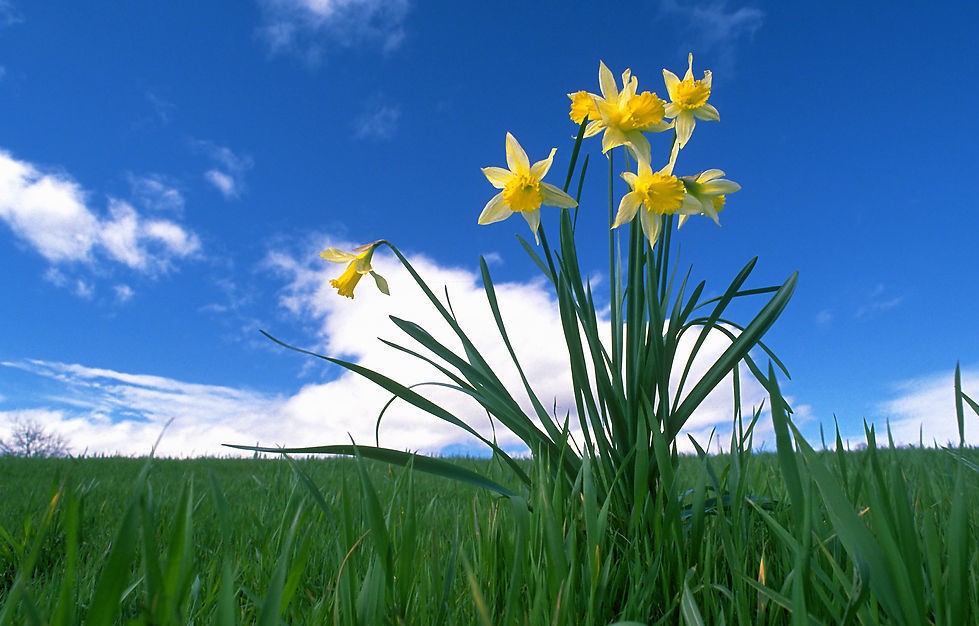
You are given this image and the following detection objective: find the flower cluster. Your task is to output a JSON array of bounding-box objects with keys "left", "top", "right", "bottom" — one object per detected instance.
[
  {"left": 479, "top": 52, "right": 739, "bottom": 249},
  {"left": 324, "top": 53, "right": 740, "bottom": 297}
]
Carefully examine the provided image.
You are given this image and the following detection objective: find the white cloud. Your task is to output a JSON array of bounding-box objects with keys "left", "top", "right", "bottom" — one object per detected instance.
[
  {"left": 0, "top": 150, "right": 200, "bottom": 282},
  {"left": 873, "top": 367, "right": 979, "bottom": 447},
  {"left": 258, "top": 0, "right": 410, "bottom": 60},
  {"left": 658, "top": 1, "right": 763, "bottom": 69},
  {"left": 197, "top": 142, "right": 252, "bottom": 199},
  {"left": 0, "top": 151, "right": 100, "bottom": 263},
  {"left": 353, "top": 103, "right": 401, "bottom": 140},
  {"left": 2, "top": 243, "right": 806, "bottom": 457}
]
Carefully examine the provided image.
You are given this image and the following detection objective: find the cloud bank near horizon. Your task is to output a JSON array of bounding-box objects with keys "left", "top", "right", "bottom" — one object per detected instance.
[{"left": 0, "top": 240, "right": 833, "bottom": 457}]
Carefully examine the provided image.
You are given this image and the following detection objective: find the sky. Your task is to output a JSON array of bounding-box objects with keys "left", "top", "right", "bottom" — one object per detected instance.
[{"left": 1, "top": 0, "right": 978, "bottom": 457}]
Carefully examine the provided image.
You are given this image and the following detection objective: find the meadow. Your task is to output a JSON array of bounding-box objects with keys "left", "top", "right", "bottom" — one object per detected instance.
[{"left": 1, "top": 435, "right": 977, "bottom": 625}]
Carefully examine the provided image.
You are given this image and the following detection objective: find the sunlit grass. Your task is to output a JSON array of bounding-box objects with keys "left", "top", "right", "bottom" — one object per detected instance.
[{"left": 2, "top": 434, "right": 977, "bottom": 624}]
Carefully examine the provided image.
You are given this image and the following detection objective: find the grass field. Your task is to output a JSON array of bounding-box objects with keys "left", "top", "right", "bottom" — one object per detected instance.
[{"left": 1, "top": 435, "right": 977, "bottom": 625}]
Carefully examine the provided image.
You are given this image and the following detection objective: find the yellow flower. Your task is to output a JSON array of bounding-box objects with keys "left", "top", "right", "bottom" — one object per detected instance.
[
  {"left": 663, "top": 53, "right": 719, "bottom": 149},
  {"left": 612, "top": 158, "right": 701, "bottom": 247},
  {"left": 569, "top": 62, "right": 672, "bottom": 162},
  {"left": 678, "top": 169, "right": 741, "bottom": 227},
  {"left": 479, "top": 132, "right": 577, "bottom": 242},
  {"left": 320, "top": 241, "right": 389, "bottom": 299},
  {"left": 568, "top": 90, "right": 599, "bottom": 125}
]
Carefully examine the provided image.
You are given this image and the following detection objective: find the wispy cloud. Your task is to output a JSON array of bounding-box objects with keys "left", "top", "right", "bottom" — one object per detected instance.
[
  {"left": 0, "top": 149, "right": 200, "bottom": 292},
  {"left": 196, "top": 141, "right": 253, "bottom": 200},
  {"left": 127, "top": 173, "right": 185, "bottom": 213},
  {"left": 257, "top": 0, "right": 411, "bottom": 62},
  {"left": 854, "top": 283, "right": 902, "bottom": 318},
  {"left": 658, "top": 1, "right": 763, "bottom": 70},
  {"left": 353, "top": 102, "right": 401, "bottom": 140},
  {"left": 0, "top": 1, "right": 22, "bottom": 27},
  {"left": 873, "top": 366, "right": 979, "bottom": 446}
]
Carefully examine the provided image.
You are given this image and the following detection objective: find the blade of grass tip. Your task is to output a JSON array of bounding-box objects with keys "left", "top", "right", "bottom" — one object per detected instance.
[
  {"left": 162, "top": 480, "right": 195, "bottom": 608},
  {"left": 462, "top": 553, "right": 494, "bottom": 626},
  {"left": 680, "top": 576, "right": 707, "bottom": 626},
  {"left": 955, "top": 362, "right": 965, "bottom": 447},
  {"left": 50, "top": 486, "right": 80, "bottom": 626},
  {"left": 788, "top": 422, "right": 913, "bottom": 625},
  {"left": 0, "top": 482, "right": 65, "bottom": 626},
  {"left": 351, "top": 447, "right": 393, "bottom": 578},
  {"left": 255, "top": 507, "right": 301, "bottom": 626},
  {"left": 946, "top": 461, "right": 970, "bottom": 625},
  {"left": 670, "top": 272, "right": 798, "bottom": 438},
  {"left": 572, "top": 154, "right": 589, "bottom": 230},
  {"left": 85, "top": 467, "right": 150, "bottom": 626},
  {"left": 764, "top": 364, "right": 804, "bottom": 534},
  {"left": 206, "top": 474, "right": 238, "bottom": 626},
  {"left": 228, "top": 443, "right": 521, "bottom": 499}
]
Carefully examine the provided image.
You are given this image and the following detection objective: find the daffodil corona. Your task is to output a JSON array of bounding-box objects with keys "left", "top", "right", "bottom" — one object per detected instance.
[
  {"left": 613, "top": 159, "right": 701, "bottom": 247},
  {"left": 569, "top": 62, "right": 672, "bottom": 162},
  {"left": 320, "top": 241, "right": 389, "bottom": 299},
  {"left": 663, "top": 53, "right": 719, "bottom": 149},
  {"left": 479, "top": 133, "right": 577, "bottom": 242}
]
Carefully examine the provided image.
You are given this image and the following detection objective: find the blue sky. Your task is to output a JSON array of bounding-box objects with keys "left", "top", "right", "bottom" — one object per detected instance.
[{"left": 1, "top": 0, "right": 977, "bottom": 456}]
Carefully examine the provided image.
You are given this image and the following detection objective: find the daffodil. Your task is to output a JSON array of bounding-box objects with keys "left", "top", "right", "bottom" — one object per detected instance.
[
  {"left": 568, "top": 62, "right": 672, "bottom": 162},
  {"left": 612, "top": 158, "right": 701, "bottom": 247},
  {"left": 479, "top": 132, "right": 577, "bottom": 242},
  {"left": 678, "top": 169, "right": 740, "bottom": 227},
  {"left": 320, "top": 241, "right": 389, "bottom": 299},
  {"left": 663, "top": 53, "right": 719, "bottom": 149}
]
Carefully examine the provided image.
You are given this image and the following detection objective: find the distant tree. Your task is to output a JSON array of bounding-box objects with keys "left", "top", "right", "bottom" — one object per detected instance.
[{"left": 0, "top": 418, "right": 71, "bottom": 457}]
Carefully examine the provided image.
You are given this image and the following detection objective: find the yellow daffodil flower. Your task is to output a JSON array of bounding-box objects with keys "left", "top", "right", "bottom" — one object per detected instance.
[
  {"left": 568, "top": 62, "right": 672, "bottom": 162},
  {"left": 678, "top": 169, "right": 740, "bottom": 227},
  {"left": 612, "top": 158, "right": 701, "bottom": 247},
  {"left": 320, "top": 241, "right": 389, "bottom": 299},
  {"left": 663, "top": 53, "right": 719, "bottom": 150},
  {"left": 479, "top": 132, "right": 577, "bottom": 242}
]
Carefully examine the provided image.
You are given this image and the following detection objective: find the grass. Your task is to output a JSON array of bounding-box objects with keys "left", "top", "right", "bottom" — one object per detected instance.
[{"left": 1, "top": 433, "right": 977, "bottom": 624}]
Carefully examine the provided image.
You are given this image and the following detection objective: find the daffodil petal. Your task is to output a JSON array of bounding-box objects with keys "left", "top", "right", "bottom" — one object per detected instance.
[
  {"left": 530, "top": 148, "right": 557, "bottom": 180},
  {"left": 683, "top": 52, "right": 695, "bottom": 81},
  {"left": 540, "top": 182, "right": 577, "bottom": 208},
  {"left": 674, "top": 112, "right": 695, "bottom": 148},
  {"left": 319, "top": 247, "right": 358, "bottom": 263},
  {"left": 696, "top": 169, "right": 725, "bottom": 182},
  {"left": 700, "top": 179, "right": 740, "bottom": 195},
  {"left": 478, "top": 193, "right": 512, "bottom": 225},
  {"left": 621, "top": 170, "right": 639, "bottom": 187},
  {"left": 640, "top": 209, "right": 662, "bottom": 246},
  {"left": 693, "top": 103, "right": 720, "bottom": 121},
  {"left": 677, "top": 214, "right": 691, "bottom": 228},
  {"left": 623, "top": 131, "right": 651, "bottom": 165},
  {"left": 505, "top": 132, "right": 530, "bottom": 173},
  {"left": 521, "top": 209, "right": 542, "bottom": 243},
  {"left": 482, "top": 166, "right": 512, "bottom": 189},
  {"left": 681, "top": 194, "right": 703, "bottom": 215},
  {"left": 612, "top": 192, "right": 641, "bottom": 228},
  {"left": 583, "top": 119, "right": 605, "bottom": 138},
  {"left": 598, "top": 61, "right": 618, "bottom": 101},
  {"left": 601, "top": 126, "right": 628, "bottom": 154},
  {"left": 662, "top": 69, "right": 680, "bottom": 100}
]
